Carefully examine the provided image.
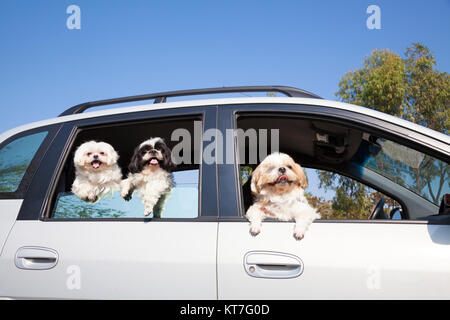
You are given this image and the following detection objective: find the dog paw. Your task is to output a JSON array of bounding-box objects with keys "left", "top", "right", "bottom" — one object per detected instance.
[
  {"left": 143, "top": 207, "right": 154, "bottom": 216},
  {"left": 123, "top": 193, "right": 132, "bottom": 201},
  {"left": 293, "top": 229, "right": 305, "bottom": 240},
  {"left": 87, "top": 194, "right": 98, "bottom": 203},
  {"left": 294, "top": 232, "right": 304, "bottom": 240},
  {"left": 249, "top": 224, "right": 261, "bottom": 236}
]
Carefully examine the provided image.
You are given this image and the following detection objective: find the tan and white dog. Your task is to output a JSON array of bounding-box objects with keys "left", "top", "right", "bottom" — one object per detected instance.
[
  {"left": 72, "top": 141, "right": 122, "bottom": 202},
  {"left": 246, "top": 152, "right": 320, "bottom": 239}
]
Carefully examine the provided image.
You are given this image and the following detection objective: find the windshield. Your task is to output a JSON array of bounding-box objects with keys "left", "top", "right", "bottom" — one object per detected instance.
[{"left": 357, "top": 137, "right": 449, "bottom": 206}]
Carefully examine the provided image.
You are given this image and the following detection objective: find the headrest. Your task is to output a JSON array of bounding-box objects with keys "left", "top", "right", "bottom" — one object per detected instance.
[{"left": 439, "top": 194, "right": 450, "bottom": 215}]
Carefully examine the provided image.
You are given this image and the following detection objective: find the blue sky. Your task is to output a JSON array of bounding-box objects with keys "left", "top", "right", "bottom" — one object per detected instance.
[{"left": 0, "top": 0, "right": 449, "bottom": 132}]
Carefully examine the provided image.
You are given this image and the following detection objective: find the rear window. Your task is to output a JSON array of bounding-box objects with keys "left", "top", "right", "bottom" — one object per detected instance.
[{"left": 0, "top": 131, "right": 48, "bottom": 192}]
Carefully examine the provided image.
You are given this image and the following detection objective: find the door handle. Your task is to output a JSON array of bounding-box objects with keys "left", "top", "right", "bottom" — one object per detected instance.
[
  {"left": 15, "top": 246, "right": 58, "bottom": 270},
  {"left": 244, "top": 251, "right": 303, "bottom": 279}
]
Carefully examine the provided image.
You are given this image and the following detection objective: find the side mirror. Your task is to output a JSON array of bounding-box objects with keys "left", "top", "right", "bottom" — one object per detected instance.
[{"left": 389, "top": 207, "right": 402, "bottom": 220}]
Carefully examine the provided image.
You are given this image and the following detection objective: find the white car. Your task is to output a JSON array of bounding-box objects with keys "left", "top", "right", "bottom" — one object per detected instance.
[{"left": 0, "top": 86, "right": 448, "bottom": 299}]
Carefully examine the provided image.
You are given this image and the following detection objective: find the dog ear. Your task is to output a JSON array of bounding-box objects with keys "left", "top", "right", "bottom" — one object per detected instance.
[
  {"left": 293, "top": 162, "right": 308, "bottom": 189},
  {"left": 250, "top": 166, "right": 262, "bottom": 194},
  {"left": 160, "top": 142, "right": 176, "bottom": 171},
  {"left": 108, "top": 150, "right": 119, "bottom": 166},
  {"left": 73, "top": 149, "right": 86, "bottom": 167},
  {"left": 105, "top": 143, "right": 119, "bottom": 166},
  {"left": 128, "top": 147, "right": 142, "bottom": 173}
]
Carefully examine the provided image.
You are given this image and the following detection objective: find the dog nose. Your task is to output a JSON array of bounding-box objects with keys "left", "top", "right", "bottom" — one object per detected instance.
[
  {"left": 93, "top": 154, "right": 99, "bottom": 159},
  {"left": 279, "top": 167, "right": 286, "bottom": 174},
  {"left": 150, "top": 149, "right": 157, "bottom": 155}
]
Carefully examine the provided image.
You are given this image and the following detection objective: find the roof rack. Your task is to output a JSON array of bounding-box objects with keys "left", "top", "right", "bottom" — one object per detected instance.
[{"left": 59, "top": 85, "right": 322, "bottom": 117}]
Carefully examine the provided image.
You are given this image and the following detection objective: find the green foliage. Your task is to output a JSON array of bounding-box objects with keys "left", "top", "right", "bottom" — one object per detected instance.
[
  {"left": 337, "top": 49, "right": 406, "bottom": 116},
  {"left": 325, "top": 43, "right": 449, "bottom": 218},
  {"left": 337, "top": 43, "right": 449, "bottom": 133},
  {"left": 404, "top": 43, "right": 450, "bottom": 133},
  {"left": 316, "top": 171, "right": 374, "bottom": 219},
  {"left": 304, "top": 192, "right": 333, "bottom": 218},
  {"left": 240, "top": 166, "right": 253, "bottom": 185}
]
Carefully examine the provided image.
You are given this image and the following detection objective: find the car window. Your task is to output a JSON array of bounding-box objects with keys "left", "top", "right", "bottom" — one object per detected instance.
[
  {"left": 235, "top": 113, "right": 421, "bottom": 221},
  {"left": 0, "top": 131, "right": 48, "bottom": 193},
  {"left": 360, "top": 138, "right": 449, "bottom": 206},
  {"left": 49, "top": 116, "right": 201, "bottom": 219},
  {"left": 240, "top": 166, "right": 402, "bottom": 220}
]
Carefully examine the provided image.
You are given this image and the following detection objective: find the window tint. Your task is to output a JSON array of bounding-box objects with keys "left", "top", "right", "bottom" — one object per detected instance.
[
  {"left": 361, "top": 138, "right": 449, "bottom": 206},
  {"left": 0, "top": 131, "right": 47, "bottom": 192},
  {"left": 53, "top": 169, "right": 199, "bottom": 219}
]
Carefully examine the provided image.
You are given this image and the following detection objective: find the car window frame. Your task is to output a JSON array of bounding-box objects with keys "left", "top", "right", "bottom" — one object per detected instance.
[
  {"left": 17, "top": 105, "right": 219, "bottom": 222},
  {"left": 217, "top": 103, "right": 448, "bottom": 225}
]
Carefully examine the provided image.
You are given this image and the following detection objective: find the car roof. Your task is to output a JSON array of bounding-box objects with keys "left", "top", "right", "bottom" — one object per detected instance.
[{"left": 1, "top": 97, "right": 449, "bottom": 150}]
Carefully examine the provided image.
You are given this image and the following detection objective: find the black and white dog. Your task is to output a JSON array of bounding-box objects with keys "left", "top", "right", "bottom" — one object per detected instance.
[{"left": 120, "top": 137, "right": 175, "bottom": 217}]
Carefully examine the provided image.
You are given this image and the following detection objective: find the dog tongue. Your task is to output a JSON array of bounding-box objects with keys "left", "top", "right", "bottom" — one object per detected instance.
[
  {"left": 277, "top": 175, "right": 287, "bottom": 183},
  {"left": 92, "top": 162, "right": 100, "bottom": 169},
  {"left": 150, "top": 159, "right": 159, "bottom": 165}
]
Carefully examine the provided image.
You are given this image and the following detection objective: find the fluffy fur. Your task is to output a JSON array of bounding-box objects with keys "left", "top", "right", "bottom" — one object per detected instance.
[
  {"left": 246, "top": 152, "right": 320, "bottom": 239},
  {"left": 120, "top": 137, "right": 175, "bottom": 217},
  {"left": 72, "top": 141, "right": 122, "bottom": 202}
]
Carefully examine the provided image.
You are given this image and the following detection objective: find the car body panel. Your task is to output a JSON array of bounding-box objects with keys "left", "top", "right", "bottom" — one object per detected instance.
[
  {"left": 217, "top": 221, "right": 450, "bottom": 299},
  {"left": 0, "top": 221, "right": 217, "bottom": 299},
  {"left": 0, "top": 200, "right": 22, "bottom": 254}
]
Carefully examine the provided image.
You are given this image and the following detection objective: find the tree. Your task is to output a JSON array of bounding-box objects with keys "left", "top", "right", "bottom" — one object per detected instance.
[
  {"left": 337, "top": 43, "right": 449, "bottom": 131},
  {"left": 322, "top": 43, "right": 449, "bottom": 217},
  {"left": 404, "top": 43, "right": 450, "bottom": 133}
]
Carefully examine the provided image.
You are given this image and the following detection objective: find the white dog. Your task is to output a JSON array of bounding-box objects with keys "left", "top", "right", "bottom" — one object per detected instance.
[
  {"left": 120, "top": 137, "right": 175, "bottom": 217},
  {"left": 246, "top": 152, "right": 320, "bottom": 239},
  {"left": 72, "top": 141, "right": 122, "bottom": 202}
]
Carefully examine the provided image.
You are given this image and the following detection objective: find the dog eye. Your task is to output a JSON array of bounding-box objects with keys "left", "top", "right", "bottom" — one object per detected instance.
[
  {"left": 100, "top": 152, "right": 105, "bottom": 155},
  {"left": 287, "top": 165, "right": 293, "bottom": 169},
  {"left": 87, "top": 152, "right": 92, "bottom": 156}
]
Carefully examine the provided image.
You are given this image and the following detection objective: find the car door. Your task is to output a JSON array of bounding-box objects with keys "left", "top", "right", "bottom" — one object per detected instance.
[
  {"left": 216, "top": 103, "right": 450, "bottom": 299},
  {"left": 0, "top": 126, "right": 59, "bottom": 258},
  {"left": 0, "top": 106, "right": 219, "bottom": 299}
]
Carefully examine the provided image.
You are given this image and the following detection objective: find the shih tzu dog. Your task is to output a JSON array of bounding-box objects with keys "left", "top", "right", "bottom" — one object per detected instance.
[
  {"left": 72, "top": 141, "right": 122, "bottom": 202},
  {"left": 120, "top": 137, "right": 175, "bottom": 217},
  {"left": 246, "top": 152, "right": 320, "bottom": 240}
]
